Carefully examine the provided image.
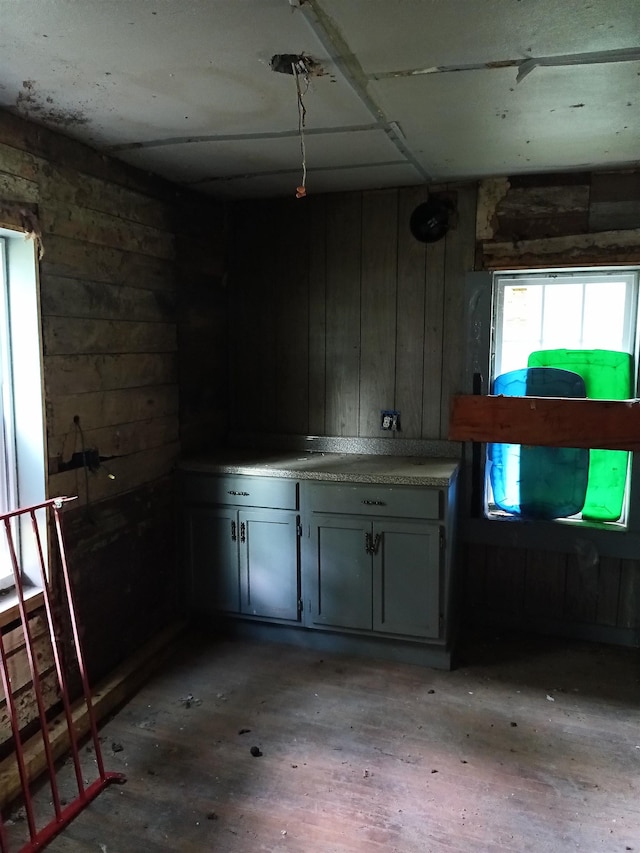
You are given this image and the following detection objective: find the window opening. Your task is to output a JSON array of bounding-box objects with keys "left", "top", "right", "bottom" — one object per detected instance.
[
  {"left": 0, "top": 228, "right": 47, "bottom": 594},
  {"left": 487, "top": 267, "right": 640, "bottom": 527}
]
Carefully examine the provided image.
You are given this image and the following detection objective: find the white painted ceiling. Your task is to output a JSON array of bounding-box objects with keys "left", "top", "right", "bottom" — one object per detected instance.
[{"left": 0, "top": 0, "right": 638, "bottom": 199}]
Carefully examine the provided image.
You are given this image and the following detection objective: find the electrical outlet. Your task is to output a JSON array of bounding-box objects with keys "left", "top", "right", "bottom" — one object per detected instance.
[{"left": 380, "top": 410, "right": 401, "bottom": 431}]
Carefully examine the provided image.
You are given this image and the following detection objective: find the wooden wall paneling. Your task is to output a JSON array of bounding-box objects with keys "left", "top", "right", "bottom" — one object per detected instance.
[
  {"left": 589, "top": 171, "right": 640, "bottom": 232},
  {"left": 49, "top": 441, "right": 180, "bottom": 505},
  {"left": 563, "top": 552, "right": 599, "bottom": 624},
  {"left": 40, "top": 236, "right": 175, "bottom": 290},
  {"left": 0, "top": 106, "right": 191, "bottom": 684},
  {"left": 324, "top": 193, "right": 362, "bottom": 436},
  {"left": 46, "top": 385, "right": 178, "bottom": 439},
  {"left": 422, "top": 227, "right": 446, "bottom": 439},
  {"left": 174, "top": 199, "right": 228, "bottom": 454},
  {"left": 439, "top": 186, "right": 477, "bottom": 439},
  {"left": 60, "top": 480, "right": 178, "bottom": 683},
  {"left": 493, "top": 177, "right": 590, "bottom": 241},
  {"left": 0, "top": 174, "right": 39, "bottom": 202},
  {"left": 0, "top": 140, "right": 42, "bottom": 182},
  {"left": 395, "top": 186, "right": 428, "bottom": 439},
  {"left": 484, "top": 545, "right": 525, "bottom": 616},
  {"left": 0, "top": 109, "right": 174, "bottom": 201},
  {"left": 227, "top": 204, "right": 254, "bottom": 433},
  {"left": 617, "top": 559, "right": 640, "bottom": 629},
  {"left": 480, "top": 228, "right": 640, "bottom": 271},
  {"left": 40, "top": 275, "right": 177, "bottom": 322},
  {"left": 596, "top": 556, "right": 622, "bottom": 627},
  {"left": 358, "top": 190, "right": 398, "bottom": 437},
  {"left": 229, "top": 200, "right": 279, "bottom": 433},
  {"left": 43, "top": 353, "right": 177, "bottom": 398},
  {"left": 39, "top": 203, "right": 174, "bottom": 259},
  {"left": 39, "top": 164, "right": 174, "bottom": 231},
  {"left": 275, "top": 199, "right": 310, "bottom": 436},
  {"left": 49, "top": 414, "right": 179, "bottom": 464},
  {"left": 0, "top": 672, "right": 59, "bottom": 747},
  {"left": 254, "top": 202, "right": 279, "bottom": 433},
  {"left": 0, "top": 612, "right": 58, "bottom": 748},
  {"left": 523, "top": 550, "right": 566, "bottom": 620},
  {"left": 43, "top": 317, "right": 177, "bottom": 356},
  {"left": 463, "top": 541, "right": 487, "bottom": 614},
  {"left": 308, "top": 195, "right": 327, "bottom": 435}
]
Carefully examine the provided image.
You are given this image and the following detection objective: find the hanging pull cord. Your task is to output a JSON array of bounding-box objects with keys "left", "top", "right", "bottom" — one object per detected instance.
[{"left": 293, "top": 62, "right": 308, "bottom": 197}]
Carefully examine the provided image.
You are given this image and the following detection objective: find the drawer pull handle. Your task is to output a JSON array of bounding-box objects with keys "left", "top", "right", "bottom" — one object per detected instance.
[
  {"left": 228, "top": 490, "right": 250, "bottom": 496},
  {"left": 362, "top": 499, "right": 385, "bottom": 506}
]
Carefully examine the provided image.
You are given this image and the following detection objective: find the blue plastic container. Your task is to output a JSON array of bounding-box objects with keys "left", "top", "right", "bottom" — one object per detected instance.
[{"left": 487, "top": 367, "right": 589, "bottom": 519}]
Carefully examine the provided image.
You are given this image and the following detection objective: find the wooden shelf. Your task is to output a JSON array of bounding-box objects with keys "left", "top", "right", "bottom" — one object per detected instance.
[{"left": 449, "top": 394, "right": 640, "bottom": 451}]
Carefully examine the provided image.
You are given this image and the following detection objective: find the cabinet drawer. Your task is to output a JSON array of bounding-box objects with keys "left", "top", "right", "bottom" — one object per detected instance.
[
  {"left": 182, "top": 473, "right": 298, "bottom": 509},
  {"left": 306, "top": 482, "right": 441, "bottom": 519}
]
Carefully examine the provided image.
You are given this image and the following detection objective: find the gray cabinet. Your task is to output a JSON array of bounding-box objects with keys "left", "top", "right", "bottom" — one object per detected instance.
[
  {"left": 181, "top": 457, "right": 459, "bottom": 667},
  {"left": 183, "top": 473, "right": 301, "bottom": 623},
  {"left": 303, "top": 482, "right": 450, "bottom": 642}
]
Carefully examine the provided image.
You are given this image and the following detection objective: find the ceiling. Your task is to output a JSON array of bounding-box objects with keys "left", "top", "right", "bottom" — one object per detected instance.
[{"left": 0, "top": 0, "right": 638, "bottom": 200}]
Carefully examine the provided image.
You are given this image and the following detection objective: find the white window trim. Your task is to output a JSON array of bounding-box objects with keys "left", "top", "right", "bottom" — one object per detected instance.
[
  {"left": 463, "top": 268, "right": 640, "bottom": 560},
  {"left": 0, "top": 228, "right": 47, "bottom": 598}
]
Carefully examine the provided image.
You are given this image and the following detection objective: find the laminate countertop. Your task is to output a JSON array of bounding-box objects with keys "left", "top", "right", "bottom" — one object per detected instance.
[{"left": 180, "top": 451, "right": 459, "bottom": 487}]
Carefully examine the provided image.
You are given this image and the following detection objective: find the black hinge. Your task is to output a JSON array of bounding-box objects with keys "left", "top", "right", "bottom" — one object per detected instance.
[
  {"left": 439, "top": 527, "right": 445, "bottom": 549},
  {"left": 298, "top": 598, "right": 303, "bottom": 612},
  {"left": 296, "top": 521, "right": 303, "bottom": 537}
]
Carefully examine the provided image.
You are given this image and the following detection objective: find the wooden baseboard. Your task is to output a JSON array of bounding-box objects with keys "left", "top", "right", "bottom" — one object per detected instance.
[{"left": 0, "top": 619, "right": 187, "bottom": 809}]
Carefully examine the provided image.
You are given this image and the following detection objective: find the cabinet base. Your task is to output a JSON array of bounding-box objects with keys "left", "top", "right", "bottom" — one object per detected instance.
[{"left": 200, "top": 616, "right": 455, "bottom": 670}]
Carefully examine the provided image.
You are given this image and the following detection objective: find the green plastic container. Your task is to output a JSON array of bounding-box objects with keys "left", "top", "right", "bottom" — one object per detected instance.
[{"left": 527, "top": 349, "right": 633, "bottom": 522}]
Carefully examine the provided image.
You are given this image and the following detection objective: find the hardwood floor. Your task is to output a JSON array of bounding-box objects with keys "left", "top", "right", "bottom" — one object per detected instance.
[{"left": 6, "top": 628, "right": 640, "bottom": 852}]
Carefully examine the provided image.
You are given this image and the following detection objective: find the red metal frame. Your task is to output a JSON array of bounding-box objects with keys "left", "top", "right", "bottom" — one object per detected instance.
[{"left": 0, "top": 497, "right": 125, "bottom": 852}]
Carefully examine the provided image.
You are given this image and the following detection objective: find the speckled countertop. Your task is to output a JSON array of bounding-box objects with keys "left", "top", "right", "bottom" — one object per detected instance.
[{"left": 180, "top": 451, "right": 459, "bottom": 487}]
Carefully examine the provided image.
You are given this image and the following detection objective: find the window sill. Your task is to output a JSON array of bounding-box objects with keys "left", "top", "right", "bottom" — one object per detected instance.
[
  {"left": 465, "top": 514, "right": 640, "bottom": 560},
  {"left": 0, "top": 584, "right": 44, "bottom": 629}
]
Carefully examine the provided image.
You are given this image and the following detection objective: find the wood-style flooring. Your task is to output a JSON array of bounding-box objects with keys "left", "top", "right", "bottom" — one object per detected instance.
[{"left": 6, "top": 628, "right": 640, "bottom": 852}]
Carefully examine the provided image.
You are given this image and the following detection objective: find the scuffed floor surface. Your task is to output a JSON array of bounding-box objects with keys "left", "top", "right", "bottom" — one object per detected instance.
[{"left": 7, "top": 629, "right": 640, "bottom": 852}]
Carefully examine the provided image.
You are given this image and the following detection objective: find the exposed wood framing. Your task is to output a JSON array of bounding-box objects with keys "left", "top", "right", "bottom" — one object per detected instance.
[{"left": 477, "top": 169, "right": 640, "bottom": 269}]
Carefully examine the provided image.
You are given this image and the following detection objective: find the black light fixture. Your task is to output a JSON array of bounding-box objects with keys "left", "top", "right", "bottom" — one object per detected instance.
[{"left": 409, "top": 196, "right": 453, "bottom": 244}]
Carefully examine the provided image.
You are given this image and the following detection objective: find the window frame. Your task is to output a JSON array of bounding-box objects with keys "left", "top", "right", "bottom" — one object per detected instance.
[
  {"left": 463, "top": 268, "right": 640, "bottom": 560},
  {"left": 0, "top": 228, "right": 47, "bottom": 596}
]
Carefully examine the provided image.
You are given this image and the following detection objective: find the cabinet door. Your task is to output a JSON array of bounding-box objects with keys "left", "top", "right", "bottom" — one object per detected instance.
[
  {"left": 308, "top": 514, "right": 372, "bottom": 630},
  {"left": 239, "top": 509, "right": 300, "bottom": 621},
  {"left": 185, "top": 507, "right": 240, "bottom": 614},
  {"left": 372, "top": 521, "right": 440, "bottom": 638}
]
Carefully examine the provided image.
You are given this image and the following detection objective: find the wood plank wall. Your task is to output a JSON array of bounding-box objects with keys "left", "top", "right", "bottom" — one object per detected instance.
[
  {"left": 0, "top": 109, "right": 225, "bottom": 686},
  {"left": 0, "top": 611, "right": 57, "bottom": 755},
  {"left": 228, "top": 184, "right": 477, "bottom": 439},
  {"left": 469, "top": 169, "right": 640, "bottom": 644},
  {"left": 228, "top": 170, "right": 640, "bottom": 647}
]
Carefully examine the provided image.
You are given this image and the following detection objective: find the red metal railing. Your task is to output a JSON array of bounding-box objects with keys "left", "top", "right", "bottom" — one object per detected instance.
[{"left": 0, "top": 497, "right": 125, "bottom": 852}]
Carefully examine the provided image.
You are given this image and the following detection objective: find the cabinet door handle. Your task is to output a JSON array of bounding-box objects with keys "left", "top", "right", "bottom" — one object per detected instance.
[
  {"left": 372, "top": 532, "right": 382, "bottom": 555},
  {"left": 362, "top": 499, "right": 385, "bottom": 506},
  {"left": 231, "top": 520, "right": 237, "bottom": 542},
  {"left": 240, "top": 521, "right": 246, "bottom": 543},
  {"left": 365, "top": 532, "right": 372, "bottom": 555},
  {"left": 228, "top": 490, "right": 250, "bottom": 496}
]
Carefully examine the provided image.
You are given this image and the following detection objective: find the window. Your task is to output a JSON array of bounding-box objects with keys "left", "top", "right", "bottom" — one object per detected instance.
[
  {"left": 486, "top": 267, "right": 640, "bottom": 528},
  {"left": 0, "top": 228, "right": 47, "bottom": 593}
]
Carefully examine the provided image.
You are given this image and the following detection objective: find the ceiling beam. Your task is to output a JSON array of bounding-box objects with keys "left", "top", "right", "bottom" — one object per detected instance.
[{"left": 299, "top": 0, "right": 432, "bottom": 181}]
